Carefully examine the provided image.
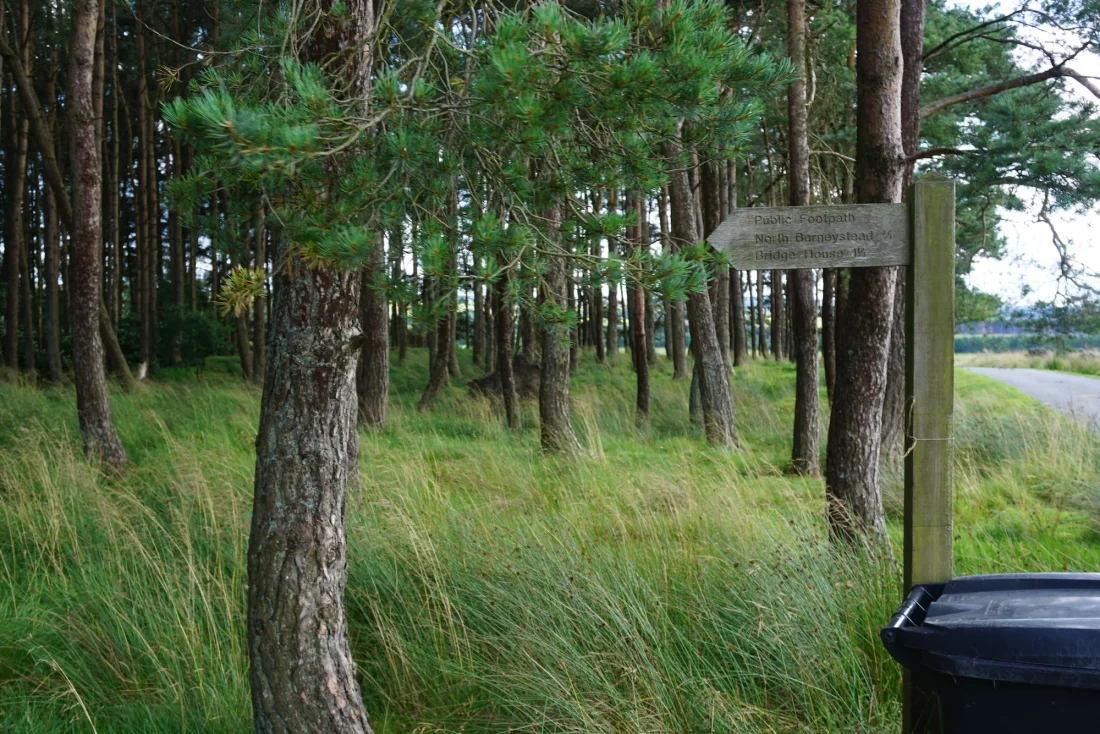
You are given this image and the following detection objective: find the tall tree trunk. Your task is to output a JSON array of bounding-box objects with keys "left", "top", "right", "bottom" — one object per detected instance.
[
  {"left": 771, "top": 271, "right": 785, "bottom": 361},
  {"left": 748, "top": 271, "right": 757, "bottom": 359},
  {"left": 756, "top": 271, "right": 768, "bottom": 358},
  {"left": 447, "top": 309, "right": 460, "bottom": 377},
  {"left": 659, "top": 186, "right": 687, "bottom": 378},
  {"left": 629, "top": 192, "right": 650, "bottom": 426},
  {"left": 825, "top": 0, "right": 905, "bottom": 541},
  {"left": 108, "top": 1, "right": 121, "bottom": 327},
  {"left": 822, "top": 268, "right": 837, "bottom": 401},
  {"left": 645, "top": 296, "right": 657, "bottom": 365},
  {"left": 45, "top": 167, "right": 62, "bottom": 383},
  {"left": 357, "top": 239, "right": 388, "bottom": 430},
  {"left": 71, "top": 0, "right": 127, "bottom": 466},
  {"left": 788, "top": 0, "right": 821, "bottom": 476},
  {"left": 605, "top": 190, "right": 619, "bottom": 361},
  {"left": 0, "top": 11, "right": 134, "bottom": 390},
  {"left": 168, "top": 6, "right": 185, "bottom": 366},
  {"left": 700, "top": 161, "right": 731, "bottom": 371},
  {"left": 881, "top": 0, "right": 928, "bottom": 455},
  {"left": 20, "top": 224, "right": 33, "bottom": 372},
  {"left": 4, "top": 5, "right": 29, "bottom": 370},
  {"left": 189, "top": 204, "right": 199, "bottom": 311},
  {"left": 731, "top": 266, "right": 747, "bottom": 366},
  {"left": 472, "top": 266, "right": 484, "bottom": 368},
  {"left": 247, "top": 1, "right": 375, "bottom": 731},
  {"left": 495, "top": 253, "right": 520, "bottom": 431},
  {"left": 539, "top": 199, "right": 585, "bottom": 455},
  {"left": 252, "top": 208, "right": 267, "bottom": 382},
  {"left": 669, "top": 133, "right": 738, "bottom": 447},
  {"left": 135, "top": 0, "right": 152, "bottom": 374},
  {"left": 520, "top": 287, "right": 538, "bottom": 364},
  {"left": 42, "top": 46, "right": 61, "bottom": 380},
  {"left": 235, "top": 309, "right": 253, "bottom": 380},
  {"left": 418, "top": 290, "right": 450, "bottom": 411}
]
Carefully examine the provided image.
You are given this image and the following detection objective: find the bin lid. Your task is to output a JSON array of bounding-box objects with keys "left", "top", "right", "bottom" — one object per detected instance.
[{"left": 921, "top": 573, "right": 1100, "bottom": 671}]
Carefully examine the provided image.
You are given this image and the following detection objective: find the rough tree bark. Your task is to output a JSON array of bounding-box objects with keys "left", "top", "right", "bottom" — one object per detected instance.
[
  {"left": 252, "top": 208, "right": 267, "bottom": 383},
  {"left": 629, "top": 192, "right": 649, "bottom": 426},
  {"left": 605, "top": 190, "right": 620, "bottom": 361},
  {"left": 43, "top": 47, "right": 61, "bottom": 383},
  {"left": 660, "top": 186, "right": 688, "bottom": 379},
  {"left": 771, "top": 271, "right": 785, "bottom": 361},
  {"left": 825, "top": 0, "right": 905, "bottom": 541},
  {"left": 70, "top": 0, "right": 127, "bottom": 466},
  {"left": 539, "top": 199, "right": 585, "bottom": 454},
  {"left": 135, "top": 0, "right": 152, "bottom": 375},
  {"left": 356, "top": 237, "right": 388, "bottom": 430},
  {"left": 4, "top": 1, "right": 29, "bottom": 371},
  {"left": 822, "top": 268, "right": 837, "bottom": 402},
  {"left": 669, "top": 132, "right": 738, "bottom": 448},
  {"left": 788, "top": 0, "right": 821, "bottom": 476},
  {"left": 881, "top": 0, "right": 928, "bottom": 455},
  {"left": 756, "top": 272, "right": 768, "bottom": 358},
  {"left": 0, "top": 15, "right": 135, "bottom": 391},
  {"left": 495, "top": 252, "right": 520, "bottom": 431},
  {"left": 700, "top": 161, "right": 731, "bottom": 371},
  {"left": 247, "top": 0, "right": 376, "bottom": 730}
]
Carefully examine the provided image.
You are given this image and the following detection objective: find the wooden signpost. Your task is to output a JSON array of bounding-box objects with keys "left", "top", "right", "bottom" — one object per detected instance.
[{"left": 711, "top": 179, "right": 956, "bottom": 734}]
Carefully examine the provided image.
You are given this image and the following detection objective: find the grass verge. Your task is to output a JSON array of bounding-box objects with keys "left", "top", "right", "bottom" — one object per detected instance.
[{"left": 2, "top": 351, "right": 1099, "bottom": 732}]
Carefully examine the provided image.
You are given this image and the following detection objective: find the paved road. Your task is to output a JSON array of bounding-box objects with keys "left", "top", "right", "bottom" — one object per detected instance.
[{"left": 965, "top": 367, "right": 1100, "bottom": 431}]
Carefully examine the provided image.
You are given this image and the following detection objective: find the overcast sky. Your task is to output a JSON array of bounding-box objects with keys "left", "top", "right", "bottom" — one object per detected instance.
[{"left": 950, "top": 0, "right": 1100, "bottom": 307}]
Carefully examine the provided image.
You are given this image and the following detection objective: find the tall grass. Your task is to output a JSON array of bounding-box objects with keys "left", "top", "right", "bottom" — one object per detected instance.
[
  {"left": 956, "top": 349, "right": 1100, "bottom": 377},
  {"left": 2, "top": 353, "right": 1099, "bottom": 732}
]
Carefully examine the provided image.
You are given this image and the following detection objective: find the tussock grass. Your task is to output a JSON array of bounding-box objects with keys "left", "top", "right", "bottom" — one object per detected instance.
[
  {"left": 956, "top": 349, "right": 1100, "bottom": 377},
  {"left": 2, "top": 352, "right": 1100, "bottom": 732}
]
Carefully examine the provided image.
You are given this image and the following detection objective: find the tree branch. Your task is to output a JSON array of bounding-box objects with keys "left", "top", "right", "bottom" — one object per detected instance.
[{"left": 921, "top": 64, "right": 1100, "bottom": 118}]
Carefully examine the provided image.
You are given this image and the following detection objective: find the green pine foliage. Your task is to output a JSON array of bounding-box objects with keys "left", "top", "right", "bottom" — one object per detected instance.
[{"left": 165, "top": 0, "right": 789, "bottom": 323}]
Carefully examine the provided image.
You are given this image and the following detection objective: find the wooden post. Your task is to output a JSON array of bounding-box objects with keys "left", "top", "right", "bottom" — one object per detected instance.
[{"left": 903, "top": 179, "right": 955, "bottom": 734}]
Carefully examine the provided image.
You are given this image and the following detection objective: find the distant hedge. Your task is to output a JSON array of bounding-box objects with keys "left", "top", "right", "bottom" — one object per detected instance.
[{"left": 954, "top": 334, "right": 1100, "bottom": 353}]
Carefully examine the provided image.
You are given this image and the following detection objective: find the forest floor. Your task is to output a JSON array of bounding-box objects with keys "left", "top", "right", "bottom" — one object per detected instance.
[{"left": 3, "top": 351, "right": 1100, "bottom": 733}]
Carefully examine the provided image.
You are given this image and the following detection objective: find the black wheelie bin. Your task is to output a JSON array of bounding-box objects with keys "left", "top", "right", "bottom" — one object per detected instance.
[{"left": 881, "top": 573, "right": 1100, "bottom": 733}]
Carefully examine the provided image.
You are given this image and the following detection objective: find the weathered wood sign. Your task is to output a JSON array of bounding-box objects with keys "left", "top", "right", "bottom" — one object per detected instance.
[
  {"left": 710, "top": 180, "right": 955, "bottom": 734},
  {"left": 707, "top": 202, "right": 909, "bottom": 269}
]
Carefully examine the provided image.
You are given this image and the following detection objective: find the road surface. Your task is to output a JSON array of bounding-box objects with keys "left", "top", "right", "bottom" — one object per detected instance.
[{"left": 965, "top": 367, "right": 1100, "bottom": 432}]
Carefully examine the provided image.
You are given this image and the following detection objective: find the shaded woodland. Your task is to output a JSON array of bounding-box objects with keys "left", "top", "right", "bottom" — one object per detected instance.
[{"left": 1, "top": 0, "right": 1099, "bottom": 730}]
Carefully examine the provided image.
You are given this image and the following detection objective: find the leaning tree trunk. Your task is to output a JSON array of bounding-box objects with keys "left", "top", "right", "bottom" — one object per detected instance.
[
  {"left": 669, "top": 133, "right": 738, "bottom": 448},
  {"left": 247, "top": 1, "right": 376, "bottom": 731},
  {"left": 825, "top": 0, "right": 905, "bottom": 541},
  {"left": 70, "top": 0, "right": 127, "bottom": 466},
  {"left": 539, "top": 200, "right": 585, "bottom": 454},
  {"left": 788, "top": 0, "right": 820, "bottom": 476},
  {"left": 357, "top": 243, "right": 388, "bottom": 430}
]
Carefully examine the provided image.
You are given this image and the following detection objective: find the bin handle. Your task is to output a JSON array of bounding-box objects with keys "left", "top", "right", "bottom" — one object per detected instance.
[{"left": 881, "top": 583, "right": 945, "bottom": 673}]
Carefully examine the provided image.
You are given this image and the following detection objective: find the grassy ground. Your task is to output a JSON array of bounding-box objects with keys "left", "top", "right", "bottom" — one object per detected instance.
[
  {"left": 2, "top": 351, "right": 1100, "bottom": 732},
  {"left": 956, "top": 349, "right": 1100, "bottom": 377}
]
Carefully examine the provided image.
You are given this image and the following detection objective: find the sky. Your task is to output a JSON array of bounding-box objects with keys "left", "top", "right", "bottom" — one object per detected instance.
[{"left": 951, "top": 0, "right": 1100, "bottom": 307}]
